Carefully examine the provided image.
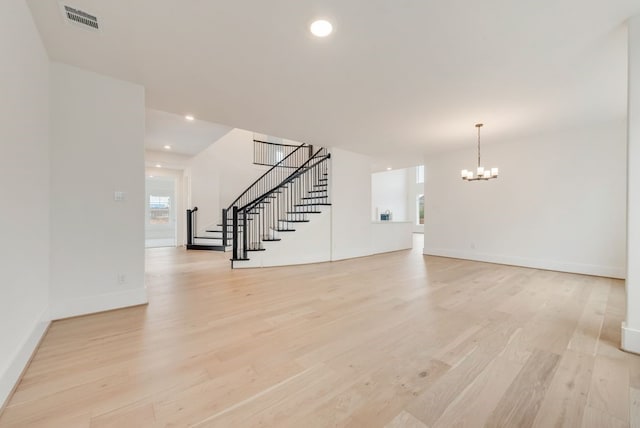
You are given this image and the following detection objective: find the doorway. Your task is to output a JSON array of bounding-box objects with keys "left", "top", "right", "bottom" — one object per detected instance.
[{"left": 145, "top": 175, "right": 177, "bottom": 248}]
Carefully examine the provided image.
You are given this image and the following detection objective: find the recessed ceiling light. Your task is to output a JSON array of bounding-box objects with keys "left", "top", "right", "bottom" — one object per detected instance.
[
  {"left": 310, "top": 20, "right": 333, "bottom": 37},
  {"left": 185, "top": 115, "right": 195, "bottom": 121},
  {"left": 163, "top": 145, "right": 171, "bottom": 150},
  {"left": 387, "top": 167, "right": 392, "bottom": 171},
  {"left": 155, "top": 164, "right": 162, "bottom": 168}
]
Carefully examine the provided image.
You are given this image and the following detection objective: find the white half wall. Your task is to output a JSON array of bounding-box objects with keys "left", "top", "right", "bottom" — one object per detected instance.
[
  {"left": 0, "top": 0, "right": 51, "bottom": 409},
  {"left": 372, "top": 222, "right": 414, "bottom": 254},
  {"left": 49, "top": 63, "right": 147, "bottom": 320},
  {"left": 424, "top": 121, "right": 627, "bottom": 278}
]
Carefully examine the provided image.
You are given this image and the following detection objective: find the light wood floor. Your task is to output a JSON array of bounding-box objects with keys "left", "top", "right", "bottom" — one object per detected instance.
[{"left": 1, "top": 238, "right": 639, "bottom": 427}]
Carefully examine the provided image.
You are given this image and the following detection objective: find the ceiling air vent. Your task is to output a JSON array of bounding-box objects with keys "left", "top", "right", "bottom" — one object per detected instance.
[{"left": 59, "top": 4, "right": 99, "bottom": 31}]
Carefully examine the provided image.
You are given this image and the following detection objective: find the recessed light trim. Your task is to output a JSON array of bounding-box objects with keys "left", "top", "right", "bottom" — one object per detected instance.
[
  {"left": 185, "top": 115, "right": 195, "bottom": 121},
  {"left": 386, "top": 167, "right": 392, "bottom": 171},
  {"left": 163, "top": 145, "right": 171, "bottom": 150},
  {"left": 310, "top": 20, "right": 333, "bottom": 37},
  {"left": 155, "top": 164, "right": 162, "bottom": 168}
]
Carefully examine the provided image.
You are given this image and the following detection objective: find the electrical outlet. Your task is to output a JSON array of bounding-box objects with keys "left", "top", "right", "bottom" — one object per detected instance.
[{"left": 117, "top": 273, "right": 126, "bottom": 284}]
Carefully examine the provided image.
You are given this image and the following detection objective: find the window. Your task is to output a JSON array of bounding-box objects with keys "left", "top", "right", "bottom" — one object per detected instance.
[
  {"left": 417, "top": 194, "right": 424, "bottom": 225},
  {"left": 416, "top": 165, "right": 424, "bottom": 183},
  {"left": 149, "top": 195, "right": 171, "bottom": 224}
]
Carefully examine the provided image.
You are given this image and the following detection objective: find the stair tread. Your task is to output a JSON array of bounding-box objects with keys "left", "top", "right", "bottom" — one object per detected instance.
[
  {"left": 187, "top": 244, "right": 228, "bottom": 251},
  {"left": 279, "top": 219, "right": 310, "bottom": 223},
  {"left": 295, "top": 203, "right": 332, "bottom": 207},
  {"left": 288, "top": 211, "right": 321, "bottom": 214},
  {"left": 262, "top": 238, "right": 282, "bottom": 241},
  {"left": 274, "top": 229, "right": 296, "bottom": 232}
]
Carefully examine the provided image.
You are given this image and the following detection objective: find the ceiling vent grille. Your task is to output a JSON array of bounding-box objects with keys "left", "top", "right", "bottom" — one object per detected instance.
[{"left": 60, "top": 4, "right": 99, "bottom": 31}]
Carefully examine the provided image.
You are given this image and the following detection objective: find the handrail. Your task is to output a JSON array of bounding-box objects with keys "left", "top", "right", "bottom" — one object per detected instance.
[
  {"left": 241, "top": 151, "right": 330, "bottom": 212},
  {"left": 225, "top": 142, "right": 307, "bottom": 211},
  {"left": 253, "top": 139, "right": 301, "bottom": 148}
]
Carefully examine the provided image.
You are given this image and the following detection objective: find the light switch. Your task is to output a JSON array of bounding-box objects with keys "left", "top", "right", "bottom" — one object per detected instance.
[{"left": 114, "top": 191, "right": 125, "bottom": 201}]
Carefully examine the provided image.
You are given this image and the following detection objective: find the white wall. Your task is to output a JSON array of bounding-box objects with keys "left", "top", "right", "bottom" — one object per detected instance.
[
  {"left": 371, "top": 169, "right": 408, "bottom": 221},
  {"left": 145, "top": 149, "right": 192, "bottom": 170},
  {"left": 49, "top": 63, "right": 147, "bottom": 319},
  {"left": 234, "top": 207, "right": 332, "bottom": 268},
  {"left": 424, "top": 121, "right": 627, "bottom": 278},
  {"left": 187, "top": 128, "right": 268, "bottom": 233},
  {"left": 331, "top": 148, "right": 374, "bottom": 260},
  {"left": 624, "top": 15, "right": 640, "bottom": 354},
  {"left": 0, "top": 0, "right": 51, "bottom": 409}
]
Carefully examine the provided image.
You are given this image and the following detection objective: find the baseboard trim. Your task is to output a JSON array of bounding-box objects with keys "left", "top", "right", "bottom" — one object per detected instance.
[
  {"left": 0, "top": 308, "right": 50, "bottom": 412},
  {"left": 50, "top": 287, "right": 148, "bottom": 320},
  {"left": 622, "top": 323, "right": 640, "bottom": 355},
  {"left": 423, "top": 248, "right": 625, "bottom": 279}
]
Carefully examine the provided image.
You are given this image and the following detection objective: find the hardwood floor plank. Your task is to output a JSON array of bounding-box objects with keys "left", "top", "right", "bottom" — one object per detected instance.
[
  {"left": 405, "top": 353, "right": 489, "bottom": 426},
  {"left": 485, "top": 349, "right": 561, "bottom": 428},
  {"left": 631, "top": 387, "right": 640, "bottom": 428},
  {"left": 581, "top": 405, "right": 627, "bottom": 428},
  {"left": 430, "top": 355, "right": 523, "bottom": 428},
  {"left": 385, "top": 410, "right": 427, "bottom": 428},
  {"left": 90, "top": 401, "right": 155, "bottom": 428},
  {"left": 532, "top": 349, "right": 595, "bottom": 428},
  {"left": 587, "top": 355, "right": 630, "bottom": 422},
  {"left": 568, "top": 283, "right": 608, "bottom": 356}
]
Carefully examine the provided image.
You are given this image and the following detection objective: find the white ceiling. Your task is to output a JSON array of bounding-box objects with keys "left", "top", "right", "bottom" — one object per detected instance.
[
  {"left": 145, "top": 109, "right": 232, "bottom": 156},
  {"left": 27, "top": 0, "right": 640, "bottom": 164}
]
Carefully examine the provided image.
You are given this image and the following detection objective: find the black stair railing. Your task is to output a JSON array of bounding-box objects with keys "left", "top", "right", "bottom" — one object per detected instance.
[
  {"left": 186, "top": 206, "right": 198, "bottom": 246},
  {"left": 231, "top": 147, "right": 330, "bottom": 261},
  {"left": 222, "top": 142, "right": 311, "bottom": 246},
  {"left": 253, "top": 139, "right": 314, "bottom": 167}
]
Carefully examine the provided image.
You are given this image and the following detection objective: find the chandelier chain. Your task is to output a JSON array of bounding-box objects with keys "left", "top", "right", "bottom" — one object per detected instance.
[{"left": 477, "top": 124, "right": 481, "bottom": 168}]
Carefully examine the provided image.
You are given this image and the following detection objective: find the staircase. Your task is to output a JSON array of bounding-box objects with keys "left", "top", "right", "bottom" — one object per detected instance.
[
  {"left": 185, "top": 139, "right": 331, "bottom": 266},
  {"left": 186, "top": 207, "right": 231, "bottom": 251},
  {"left": 225, "top": 140, "right": 330, "bottom": 267}
]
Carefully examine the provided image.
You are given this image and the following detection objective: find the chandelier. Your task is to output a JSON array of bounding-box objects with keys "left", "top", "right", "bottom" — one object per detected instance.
[{"left": 461, "top": 123, "right": 498, "bottom": 181}]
